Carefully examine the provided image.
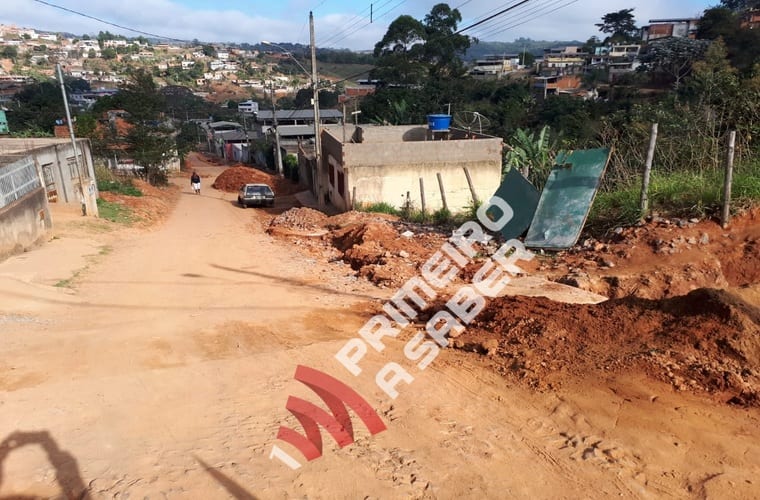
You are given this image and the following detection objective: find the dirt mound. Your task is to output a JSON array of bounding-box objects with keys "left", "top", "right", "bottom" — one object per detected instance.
[
  {"left": 330, "top": 222, "right": 433, "bottom": 287},
  {"left": 268, "top": 207, "right": 329, "bottom": 234},
  {"left": 212, "top": 166, "right": 302, "bottom": 195},
  {"left": 547, "top": 208, "right": 760, "bottom": 300},
  {"left": 266, "top": 208, "right": 448, "bottom": 287},
  {"left": 439, "top": 287, "right": 760, "bottom": 406}
]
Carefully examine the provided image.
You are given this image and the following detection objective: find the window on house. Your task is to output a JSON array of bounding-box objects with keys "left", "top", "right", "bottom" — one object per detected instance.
[
  {"left": 66, "top": 156, "right": 79, "bottom": 180},
  {"left": 337, "top": 170, "right": 345, "bottom": 198},
  {"left": 328, "top": 164, "right": 335, "bottom": 187},
  {"left": 41, "top": 163, "right": 55, "bottom": 188}
]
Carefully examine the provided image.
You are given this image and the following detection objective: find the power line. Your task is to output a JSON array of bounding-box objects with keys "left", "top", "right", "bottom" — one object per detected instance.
[
  {"left": 467, "top": 0, "right": 556, "bottom": 39},
  {"left": 31, "top": 0, "right": 190, "bottom": 42},
  {"left": 319, "top": 0, "right": 406, "bottom": 48},
  {"left": 456, "top": 0, "right": 532, "bottom": 34},
  {"left": 473, "top": 0, "right": 578, "bottom": 41}
]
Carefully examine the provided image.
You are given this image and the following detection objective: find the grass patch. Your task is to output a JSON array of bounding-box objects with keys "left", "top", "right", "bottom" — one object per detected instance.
[
  {"left": 356, "top": 201, "right": 399, "bottom": 215},
  {"left": 54, "top": 267, "right": 86, "bottom": 288},
  {"left": 587, "top": 160, "right": 760, "bottom": 234},
  {"left": 97, "top": 198, "right": 136, "bottom": 224},
  {"left": 97, "top": 179, "right": 143, "bottom": 197}
]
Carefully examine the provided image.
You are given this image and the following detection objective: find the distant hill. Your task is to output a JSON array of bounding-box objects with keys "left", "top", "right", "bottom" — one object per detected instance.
[{"left": 463, "top": 38, "right": 585, "bottom": 61}]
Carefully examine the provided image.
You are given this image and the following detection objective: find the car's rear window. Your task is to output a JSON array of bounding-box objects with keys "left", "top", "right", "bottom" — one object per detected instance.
[{"left": 246, "top": 185, "right": 273, "bottom": 195}]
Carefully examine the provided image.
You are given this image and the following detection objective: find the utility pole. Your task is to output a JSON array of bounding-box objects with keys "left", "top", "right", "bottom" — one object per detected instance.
[
  {"left": 56, "top": 63, "right": 87, "bottom": 215},
  {"left": 310, "top": 11, "right": 323, "bottom": 207},
  {"left": 270, "top": 83, "right": 283, "bottom": 175}
]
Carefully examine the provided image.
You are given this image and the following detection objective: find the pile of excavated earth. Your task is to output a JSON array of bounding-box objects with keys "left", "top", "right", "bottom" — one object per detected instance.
[
  {"left": 211, "top": 165, "right": 302, "bottom": 195},
  {"left": 265, "top": 206, "right": 760, "bottom": 407}
]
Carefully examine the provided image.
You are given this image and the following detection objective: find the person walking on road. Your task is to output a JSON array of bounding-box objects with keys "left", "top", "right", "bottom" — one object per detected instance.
[{"left": 191, "top": 171, "right": 201, "bottom": 195}]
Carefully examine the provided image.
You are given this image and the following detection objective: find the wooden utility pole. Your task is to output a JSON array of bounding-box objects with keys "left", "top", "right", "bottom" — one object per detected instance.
[
  {"left": 56, "top": 63, "right": 86, "bottom": 215},
  {"left": 721, "top": 130, "right": 736, "bottom": 228},
  {"left": 639, "top": 123, "right": 658, "bottom": 216},
  {"left": 270, "top": 83, "right": 283, "bottom": 175},
  {"left": 310, "top": 11, "right": 323, "bottom": 207}
]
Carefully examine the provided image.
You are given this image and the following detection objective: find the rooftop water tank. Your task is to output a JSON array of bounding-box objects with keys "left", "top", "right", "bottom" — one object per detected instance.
[{"left": 427, "top": 114, "right": 452, "bottom": 132}]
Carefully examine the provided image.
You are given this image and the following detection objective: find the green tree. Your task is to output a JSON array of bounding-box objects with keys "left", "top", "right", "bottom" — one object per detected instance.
[
  {"left": 372, "top": 15, "right": 427, "bottom": 85},
  {"left": 102, "top": 47, "right": 117, "bottom": 60},
  {"left": 639, "top": 37, "right": 710, "bottom": 89},
  {"left": 1, "top": 46, "right": 18, "bottom": 60},
  {"left": 596, "top": 8, "right": 639, "bottom": 43},
  {"left": 118, "top": 70, "right": 176, "bottom": 185},
  {"left": 202, "top": 44, "right": 216, "bottom": 57},
  {"left": 88, "top": 48, "right": 97, "bottom": 58},
  {"left": 422, "top": 3, "right": 471, "bottom": 78},
  {"left": 6, "top": 81, "right": 64, "bottom": 134}
]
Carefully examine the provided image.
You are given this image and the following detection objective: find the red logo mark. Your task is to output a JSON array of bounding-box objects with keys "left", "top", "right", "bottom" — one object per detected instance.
[{"left": 276, "top": 365, "right": 387, "bottom": 461}]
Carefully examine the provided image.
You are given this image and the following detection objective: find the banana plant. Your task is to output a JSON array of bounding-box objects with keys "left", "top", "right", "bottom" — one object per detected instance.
[{"left": 503, "top": 125, "right": 555, "bottom": 190}]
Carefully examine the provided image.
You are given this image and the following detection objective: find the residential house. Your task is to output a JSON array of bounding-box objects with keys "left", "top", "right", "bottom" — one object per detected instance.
[
  {"left": 253, "top": 109, "right": 343, "bottom": 136},
  {"left": 0, "top": 137, "right": 99, "bottom": 217},
  {"left": 533, "top": 74, "right": 582, "bottom": 99},
  {"left": 469, "top": 54, "right": 521, "bottom": 78},
  {"left": 209, "top": 60, "right": 225, "bottom": 71},
  {"left": 741, "top": 8, "right": 760, "bottom": 29},
  {"left": 641, "top": 19, "right": 699, "bottom": 42},
  {"left": 238, "top": 100, "right": 259, "bottom": 114},
  {"left": 38, "top": 33, "right": 57, "bottom": 42},
  {"left": 540, "top": 46, "right": 587, "bottom": 75},
  {"left": 217, "top": 51, "right": 230, "bottom": 60},
  {"left": 181, "top": 60, "right": 195, "bottom": 69},
  {"left": 591, "top": 44, "right": 641, "bottom": 82},
  {"left": 311, "top": 124, "right": 503, "bottom": 212},
  {"left": 103, "top": 39, "right": 128, "bottom": 48}
]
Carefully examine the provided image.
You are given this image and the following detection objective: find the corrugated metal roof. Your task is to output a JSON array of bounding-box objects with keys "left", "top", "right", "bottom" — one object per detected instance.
[{"left": 255, "top": 109, "right": 343, "bottom": 121}]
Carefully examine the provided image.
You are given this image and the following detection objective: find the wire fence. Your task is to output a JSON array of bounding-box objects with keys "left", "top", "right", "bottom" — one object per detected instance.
[{"left": 0, "top": 157, "right": 41, "bottom": 210}]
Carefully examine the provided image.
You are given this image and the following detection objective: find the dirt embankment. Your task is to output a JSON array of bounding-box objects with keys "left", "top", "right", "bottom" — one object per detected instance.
[
  {"left": 98, "top": 178, "right": 180, "bottom": 227},
  {"left": 547, "top": 209, "right": 760, "bottom": 300},
  {"left": 212, "top": 165, "right": 303, "bottom": 195},
  {"left": 266, "top": 206, "right": 760, "bottom": 407},
  {"left": 432, "top": 287, "right": 760, "bottom": 407}
]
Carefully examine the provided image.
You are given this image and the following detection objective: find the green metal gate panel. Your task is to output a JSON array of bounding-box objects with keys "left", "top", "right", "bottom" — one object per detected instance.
[
  {"left": 524, "top": 148, "right": 611, "bottom": 249},
  {"left": 485, "top": 167, "right": 540, "bottom": 241}
]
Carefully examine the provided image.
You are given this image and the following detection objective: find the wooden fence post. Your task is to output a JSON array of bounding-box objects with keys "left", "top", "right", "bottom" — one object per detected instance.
[
  {"left": 721, "top": 130, "right": 736, "bottom": 228},
  {"left": 463, "top": 167, "right": 479, "bottom": 205},
  {"left": 436, "top": 172, "right": 448, "bottom": 212},
  {"left": 419, "top": 177, "right": 426, "bottom": 220},
  {"left": 352, "top": 185, "right": 357, "bottom": 211},
  {"left": 640, "top": 123, "right": 658, "bottom": 216}
]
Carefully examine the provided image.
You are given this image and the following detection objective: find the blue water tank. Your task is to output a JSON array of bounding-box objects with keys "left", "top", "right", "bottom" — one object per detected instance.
[{"left": 427, "top": 114, "right": 452, "bottom": 132}]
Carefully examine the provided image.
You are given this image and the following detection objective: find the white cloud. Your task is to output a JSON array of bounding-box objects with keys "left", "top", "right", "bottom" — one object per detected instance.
[{"left": 0, "top": 0, "right": 712, "bottom": 50}]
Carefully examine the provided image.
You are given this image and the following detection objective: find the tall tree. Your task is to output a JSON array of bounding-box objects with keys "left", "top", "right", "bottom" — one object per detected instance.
[
  {"left": 596, "top": 8, "right": 639, "bottom": 43},
  {"left": 639, "top": 37, "right": 710, "bottom": 89},
  {"left": 422, "top": 3, "right": 471, "bottom": 78},
  {"left": 118, "top": 70, "right": 176, "bottom": 185},
  {"left": 372, "top": 15, "right": 427, "bottom": 85}
]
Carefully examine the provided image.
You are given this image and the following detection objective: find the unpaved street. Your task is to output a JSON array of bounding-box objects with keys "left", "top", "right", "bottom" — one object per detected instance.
[{"left": 1, "top": 160, "right": 759, "bottom": 499}]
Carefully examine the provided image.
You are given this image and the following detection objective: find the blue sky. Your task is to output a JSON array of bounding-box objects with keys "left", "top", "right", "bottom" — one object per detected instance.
[{"left": 1, "top": 0, "right": 717, "bottom": 50}]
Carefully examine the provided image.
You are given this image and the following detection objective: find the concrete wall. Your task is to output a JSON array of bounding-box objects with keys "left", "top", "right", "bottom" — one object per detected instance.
[
  {"left": 324, "top": 128, "right": 503, "bottom": 213},
  {"left": 0, "top": 187, "right": 52, "bottom": 261},
  {"left": 0, "top": 138, "right": 99, "bottom": 216}
]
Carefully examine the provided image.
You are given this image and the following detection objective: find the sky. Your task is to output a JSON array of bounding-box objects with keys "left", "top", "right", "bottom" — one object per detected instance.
[{"left": 1, "top": 0, "right": 717, "bottom": 51}]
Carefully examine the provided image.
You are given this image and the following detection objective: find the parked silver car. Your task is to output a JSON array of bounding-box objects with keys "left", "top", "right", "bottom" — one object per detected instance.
[{"left": 238, "top": 183, "right": 275, "bottom": 208}]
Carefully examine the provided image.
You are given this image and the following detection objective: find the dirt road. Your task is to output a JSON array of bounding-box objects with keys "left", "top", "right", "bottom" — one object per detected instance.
[{"left": 1, "top": 160, "right": 758, "bottom": 499}]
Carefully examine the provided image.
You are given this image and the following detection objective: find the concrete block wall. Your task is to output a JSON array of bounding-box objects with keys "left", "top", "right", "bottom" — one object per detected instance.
[{"left": 0, "top": 187, "right": 52, "bottom": 261}]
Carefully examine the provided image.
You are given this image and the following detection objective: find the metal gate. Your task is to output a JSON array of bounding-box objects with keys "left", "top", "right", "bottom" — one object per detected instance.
[{"left": 0, "top": 156, "right": 41, "bottom": 210}]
